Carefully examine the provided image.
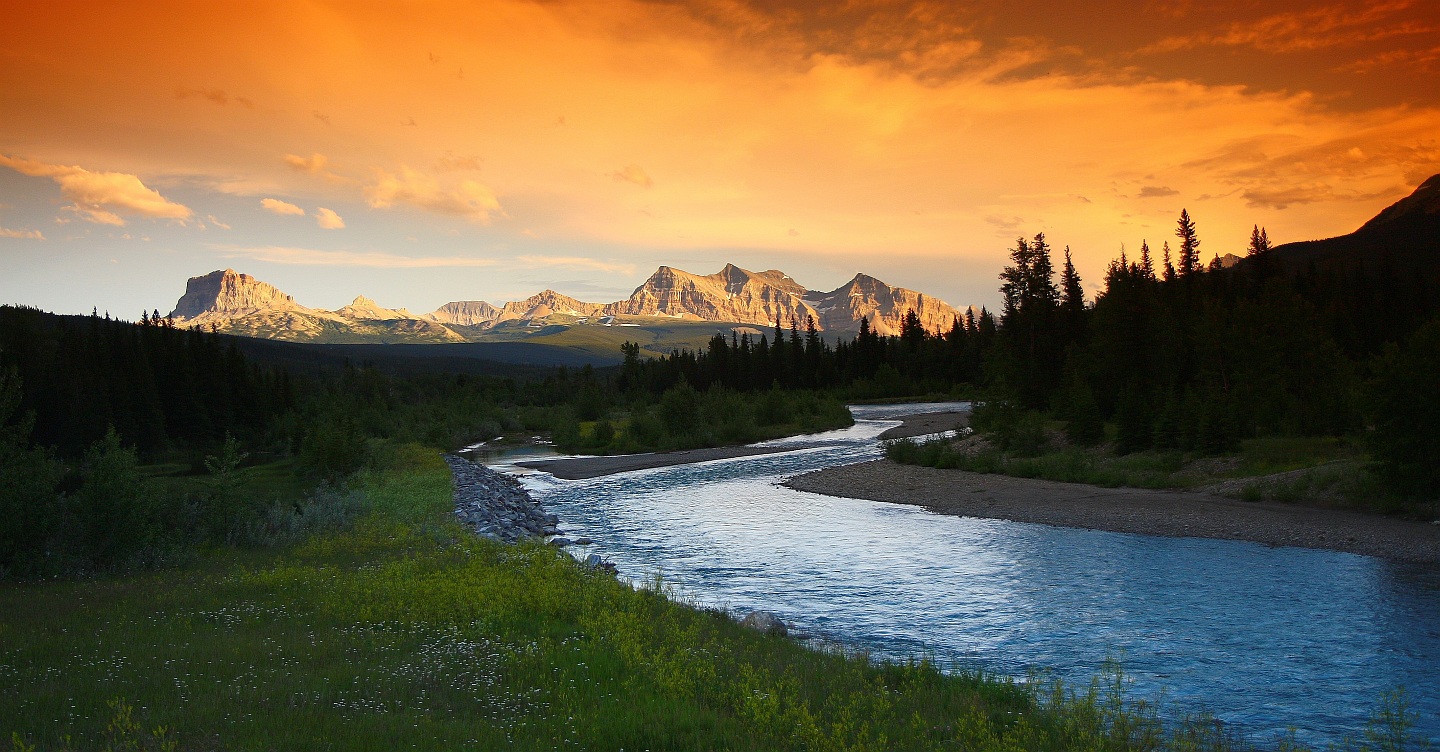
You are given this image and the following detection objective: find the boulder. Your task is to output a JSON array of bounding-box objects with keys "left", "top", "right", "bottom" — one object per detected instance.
[{"left": 740, "top": 611, "right": 787, "bottom": 636}]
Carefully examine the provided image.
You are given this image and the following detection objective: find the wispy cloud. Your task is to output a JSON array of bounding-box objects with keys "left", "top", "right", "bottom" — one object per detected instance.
[
  {"left": 1340, "top": 44, "right": 1440, "bottom": 73},
  {"left": 1143, "top": 1, "right": 1431, "bottom": 54},
  {"left": 434, "top": 153, "right": 484, "bottom": 172},
  {"left": 175, "top": 87, "right": 254, "bottom": 108},
  {"left": 220, "top": 245, "right": 498, "bottom": 268},
  {"left": 0, "top": 154, "right": 192, "bottom": 226},
  {"left": 514, "top": 255, "right": 636, "bottom": 275},
  {"left": 206, "top": 215, "right": 231, "bottom": 230},
  {"left": 364, "top": 166, "right": 501, "bottom": 222},
  {"left": 1137, "top": 185, "right": 1180, "bottom": 198},
  {"left": 285, "top": 153, "right": 329, "bottom": 173},
  {"left": 983, "top": 214, "right": 1025, "bottom": 231},
  {"left": 610, "top": 164, "right": 654, "bottom": 188},
  {"left": 1242, "top": 183, "right": 1335, "bottom": 209},
  {"left": 0, "top": 226, "right": 44, "bottom": 240},
  {"left": 315, "top": 207, "right": 345, "bottom": 229},
  {"left": 260, "top": 197, "right": 305, "bottom": 216}
]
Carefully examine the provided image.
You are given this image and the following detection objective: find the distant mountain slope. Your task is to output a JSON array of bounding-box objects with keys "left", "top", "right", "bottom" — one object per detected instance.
[
  {"left": 167, "top": 264, "right": 969, "bottom": 345},
  {"left": 1270, "top": 173, "right": 1440, "bottom": 278}
]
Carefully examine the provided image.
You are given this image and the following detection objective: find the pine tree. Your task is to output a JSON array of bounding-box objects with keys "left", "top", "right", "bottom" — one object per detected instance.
[
  {"left": 1246, "top": 225, "right": 1271, "bottom": 256},
  {"left": 1060, "top": 246, "right": 1086, "bottom": 344},
  {"left": 1138, "top": 240, "right": 1156, "bottom": 281},
  {"left": 998, "top": 233, "right": 1063, "bottom": 407},
  {"left": 1175, "top": 209, "right": 1200, "bottom": 277},
  {"left": 1162, "top": 241, "right": 1177, "bottom": 282}
]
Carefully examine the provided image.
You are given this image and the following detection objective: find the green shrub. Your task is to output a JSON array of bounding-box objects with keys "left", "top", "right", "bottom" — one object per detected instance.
[
  {"left": 298, "top": 415, "right": 370, "bottom": 483},
  {"left": 70, "top": 429, "right": 178, "bottom": 571}
]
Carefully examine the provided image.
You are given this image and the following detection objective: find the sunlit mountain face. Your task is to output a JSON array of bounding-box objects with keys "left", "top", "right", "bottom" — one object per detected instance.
[
  {"left": 3, "top": 0, "right": 1438, "bottom": 319},
  {"left": 164, "top": 262, "right": 969, "bottom": 343}
]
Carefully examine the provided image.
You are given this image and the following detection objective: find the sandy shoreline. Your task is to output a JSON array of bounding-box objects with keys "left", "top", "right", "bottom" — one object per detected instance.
[{"left": 785, "top": 459, "right": 1440, "bottom": 563}]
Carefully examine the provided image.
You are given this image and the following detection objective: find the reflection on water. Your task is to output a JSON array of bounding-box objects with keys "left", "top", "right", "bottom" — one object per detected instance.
[{"left": 492, "top": 403, "right": 1439, "bottom": 746}]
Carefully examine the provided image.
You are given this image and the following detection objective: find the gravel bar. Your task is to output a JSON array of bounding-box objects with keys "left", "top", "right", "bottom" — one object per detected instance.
[{"left": 785, "top": 459, "right": 1440, "bottom": 563}]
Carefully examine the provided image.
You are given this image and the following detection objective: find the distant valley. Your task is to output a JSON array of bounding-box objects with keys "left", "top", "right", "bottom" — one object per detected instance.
[{"left": 167, "top": 264, "right": 969, "bottom": 353}]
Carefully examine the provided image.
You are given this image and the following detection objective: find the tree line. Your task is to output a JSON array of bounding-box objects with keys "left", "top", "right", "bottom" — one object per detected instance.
[
  {"left": 0, "top": 306, "right": 848, "bottom": 577},
  {"left": 620, "top": 210, "right": 1440, "bottom": 497}
]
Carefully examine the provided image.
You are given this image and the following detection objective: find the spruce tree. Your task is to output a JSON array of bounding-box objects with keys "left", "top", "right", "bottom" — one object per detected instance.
[
  {"left": 1138, "top": 241, "right": 1156, "bottom": 281},
  {"left": 1175, "top": 209, "right": 1200, "bottom": 276}
]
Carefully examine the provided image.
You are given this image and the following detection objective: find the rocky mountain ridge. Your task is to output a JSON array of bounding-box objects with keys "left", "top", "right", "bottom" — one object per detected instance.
[{"left": 168, "top": 264, "right": 968, "bottom": 344}]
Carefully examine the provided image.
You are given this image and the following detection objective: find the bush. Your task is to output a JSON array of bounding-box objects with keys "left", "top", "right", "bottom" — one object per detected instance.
[
  {"left": 298, "top": 415, "right": 370, "bottom": 483},
  {"left": 71, "top": 429, "right": 169, "bottom": 570},
  {"left": 659, "top": 381, "right": 701, "bottom": 437}
]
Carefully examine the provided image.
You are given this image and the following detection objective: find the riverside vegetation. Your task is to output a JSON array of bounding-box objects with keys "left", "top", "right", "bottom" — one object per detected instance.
[{"left": 3, "top": 442, "right": 1429, "bottom": 751}]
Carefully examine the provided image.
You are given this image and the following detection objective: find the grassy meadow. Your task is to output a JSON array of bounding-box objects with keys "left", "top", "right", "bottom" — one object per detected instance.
[{"left": 3, "top": 444, "right": 1428, "bottom": 751}]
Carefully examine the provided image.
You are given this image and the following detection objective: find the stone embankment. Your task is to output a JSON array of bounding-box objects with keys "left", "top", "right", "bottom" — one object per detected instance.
[{"left": 444, "top": 454, "right": 559, "bottom": 542}]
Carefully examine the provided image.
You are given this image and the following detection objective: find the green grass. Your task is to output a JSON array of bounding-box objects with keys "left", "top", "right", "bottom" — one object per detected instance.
[{"left": 4, "top": 444, "right": 1429, "bottom": 750}]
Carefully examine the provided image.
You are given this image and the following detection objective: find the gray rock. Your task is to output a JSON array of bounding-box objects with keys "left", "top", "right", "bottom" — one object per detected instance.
[
  {"left": 572, "top": 537, "right": 592, "bottom": 545},
  {"left": 740, "top": 611, "right": 787, "bottom": 636},
  {"left": 444, "top": 454, "right": 558, "bottom": 543},
  {"left": 584, "top": 554, "right": 618, "bottom": 574},
  {"left": 548, "top": 537, "right": 573, "bottom": 547}
]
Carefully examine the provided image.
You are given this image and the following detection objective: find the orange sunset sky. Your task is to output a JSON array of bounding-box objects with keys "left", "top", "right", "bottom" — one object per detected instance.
[{"left": 2, "top": 0, "right": 1438, "bottom": 316}]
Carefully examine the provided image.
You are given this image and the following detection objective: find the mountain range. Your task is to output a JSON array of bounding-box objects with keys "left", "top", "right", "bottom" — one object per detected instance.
[{"left": 168, "top": 264, "right": 967, "bottom": 345}]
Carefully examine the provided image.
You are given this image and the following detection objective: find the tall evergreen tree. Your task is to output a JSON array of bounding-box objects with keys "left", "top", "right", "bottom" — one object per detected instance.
[
  {"left": 998, "top": 233, "right": 1063, "bottom": 406},
  {"left": 1060, "top": 246, "right": 1086, "bottom": 344},
  {"left": 1175, "top": 209, "right": 1201, "bottom": 277},
  {"left": 1246, "top": 225, "right": 1271, "bottom": 256}
]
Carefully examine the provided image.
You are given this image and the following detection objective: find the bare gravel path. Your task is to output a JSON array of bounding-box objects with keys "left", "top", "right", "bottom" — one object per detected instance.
[{"left": 785, "top": 459, "right": 1440, "bottom": 562}]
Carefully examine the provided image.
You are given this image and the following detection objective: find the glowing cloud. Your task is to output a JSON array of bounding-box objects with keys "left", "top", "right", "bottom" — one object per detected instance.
[
  {"left": 315, "top": 207, "right": 345, "bottom": 229},
  {"left": 284, "top": 153, "right": 329, "bottom": 173},
  {"left": 364, "top": 166, "right": 501, "bottom": 222},
  {"left": 0, "top": 226, "right": 44, "bottom": 240},
  {"left": 0, "top": 154, "right": 192, "bottom": 226},
  {"left": 260, "top": 198, "right": 305, "bottom": 216}
]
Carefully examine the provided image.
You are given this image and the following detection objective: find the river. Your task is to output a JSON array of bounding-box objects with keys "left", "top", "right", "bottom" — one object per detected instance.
[{"left": 489, "top": 403, "right": 1440, "bottom": 747}]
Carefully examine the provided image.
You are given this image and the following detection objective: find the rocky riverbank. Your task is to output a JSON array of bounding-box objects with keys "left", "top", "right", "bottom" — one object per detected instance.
[{"left": 444, "top": 454, "right": 559, "bottom": 542}]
